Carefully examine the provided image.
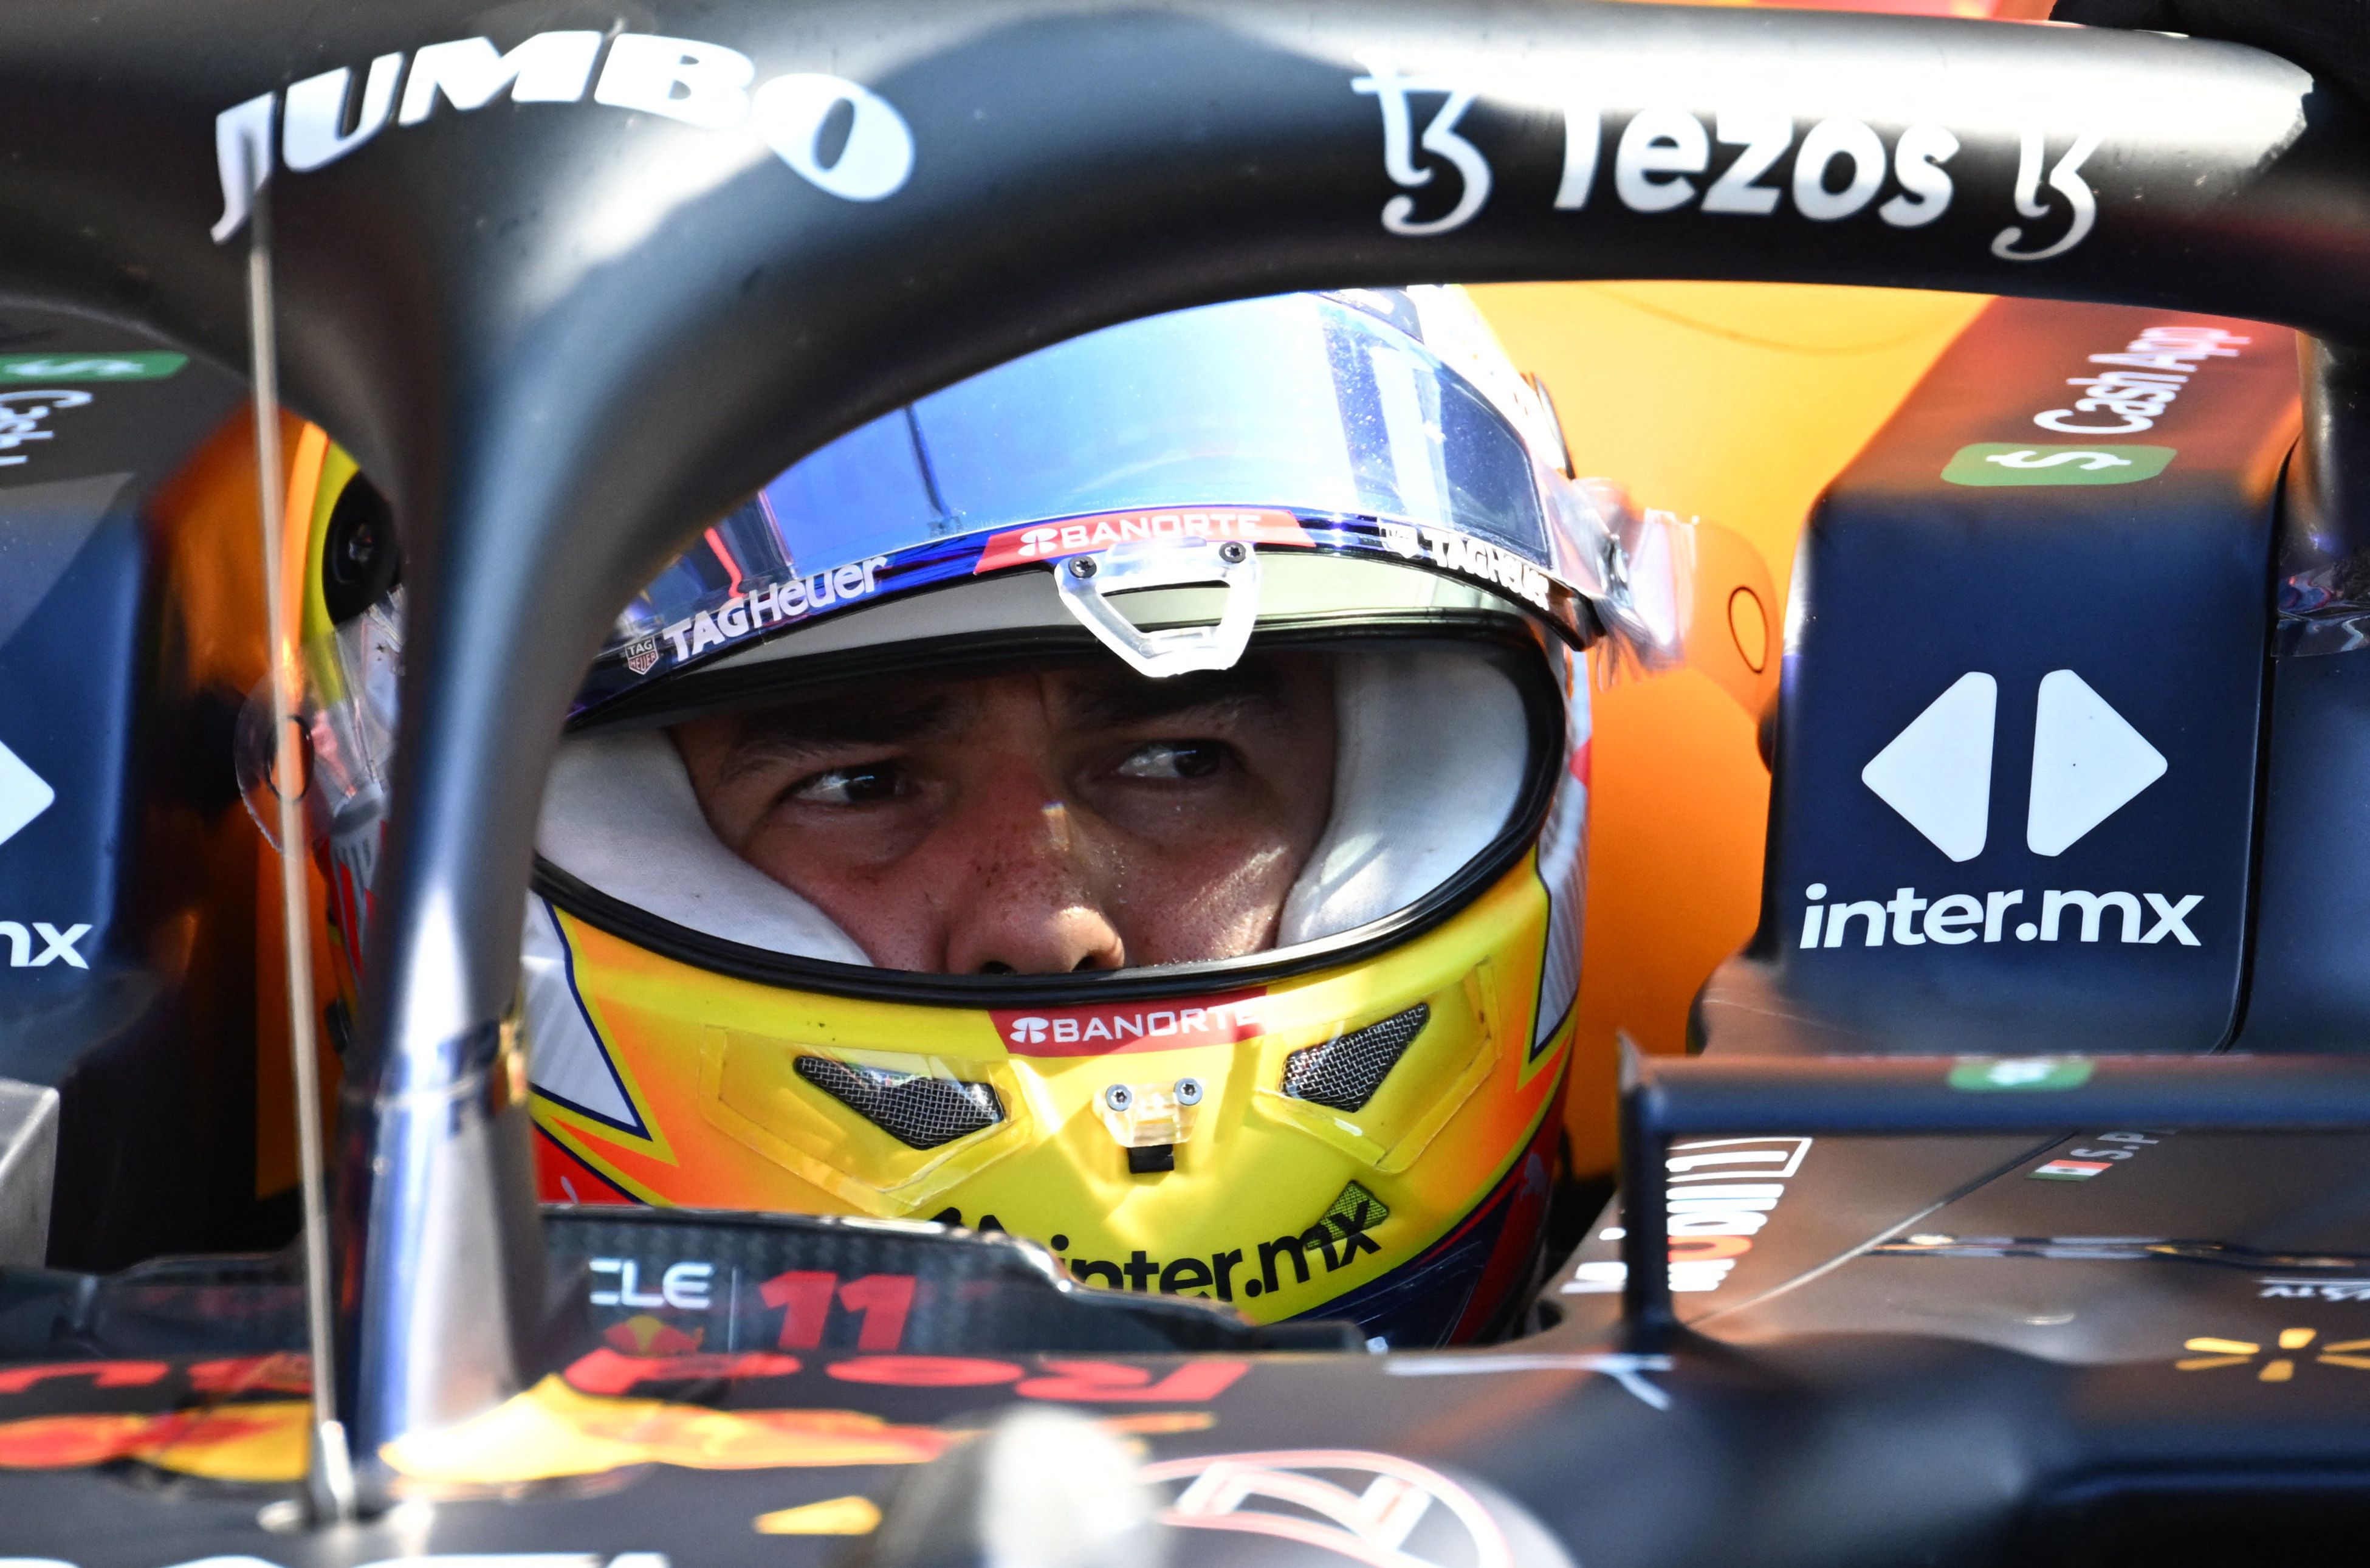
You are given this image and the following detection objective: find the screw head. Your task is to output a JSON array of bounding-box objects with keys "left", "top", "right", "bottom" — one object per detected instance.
[
  {"left": 1218, "top": 541, "right": 1248, "bottom": 564},
  {"left": 1102, "top": 1083, "right": 1133, "bottom": 1112},
  {"left": 1068, "top": 555, "right": 1098, "bottom": 579},
  {"left": 1175, "top": 1077, "right": 1204, "bottom": 1106}
]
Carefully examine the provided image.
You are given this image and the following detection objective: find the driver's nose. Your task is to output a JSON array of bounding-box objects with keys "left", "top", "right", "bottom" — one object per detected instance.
[{"left": 941, "top": 793, "right": 1127, "bottom": 975}]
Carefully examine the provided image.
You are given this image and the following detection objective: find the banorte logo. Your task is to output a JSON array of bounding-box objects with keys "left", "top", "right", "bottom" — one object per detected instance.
[
  {"left": 993, "top": 990, "right": 1267, "bottom": 1057},
  {"left": 973, "top": 509, "right": 1312, "bottom": 574},
  {"left": 1010, "top": 526, "right": 1062, "bottom": 561}
]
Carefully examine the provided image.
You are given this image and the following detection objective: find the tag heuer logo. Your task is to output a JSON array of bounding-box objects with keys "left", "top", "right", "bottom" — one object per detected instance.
[{"left": 623, "top": 637, "right": 661, "bottom": 676}]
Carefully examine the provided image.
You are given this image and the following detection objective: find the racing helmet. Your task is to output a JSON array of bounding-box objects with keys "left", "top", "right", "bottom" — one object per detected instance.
[{"left": 250, "top": 287, "right": 1697, "bottom": 1347}]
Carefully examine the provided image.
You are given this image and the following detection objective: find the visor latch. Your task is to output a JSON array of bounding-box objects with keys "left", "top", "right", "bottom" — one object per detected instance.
[
  {"left": 1054, "top": 537, "right": 1260, "bottom": 678},
  {"left": 1099, "top": 1078, "right": 1203, "bottom": 1175}
]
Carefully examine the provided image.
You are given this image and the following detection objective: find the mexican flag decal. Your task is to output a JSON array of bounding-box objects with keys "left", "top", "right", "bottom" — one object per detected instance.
[{"left": 2031, "top": 1158, "right": 2114, "bottom": 1181}]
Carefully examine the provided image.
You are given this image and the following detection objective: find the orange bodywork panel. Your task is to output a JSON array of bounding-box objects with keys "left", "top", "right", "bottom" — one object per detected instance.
[{"left": 1470, "top": 281, "right": 1992, "bottom": 1175}]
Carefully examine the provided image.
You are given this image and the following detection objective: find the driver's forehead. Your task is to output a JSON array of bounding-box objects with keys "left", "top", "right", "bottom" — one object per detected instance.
[{"left": 720, "top": 658, "right": 1314, "bottom": 754}]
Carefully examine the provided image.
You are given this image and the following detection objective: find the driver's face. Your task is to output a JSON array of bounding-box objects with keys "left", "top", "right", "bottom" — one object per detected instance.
[{"left": 672, "top": 657, "right": 1337, "bottom": 974}]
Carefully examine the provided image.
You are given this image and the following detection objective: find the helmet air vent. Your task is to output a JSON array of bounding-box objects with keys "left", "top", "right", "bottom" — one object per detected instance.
[
  {"left": 794, "top": 1056, "right": 1005, "bottom": 1149},
  {"left": 1280, "top": 1003, "right": 1431, "bottom": 1112}
]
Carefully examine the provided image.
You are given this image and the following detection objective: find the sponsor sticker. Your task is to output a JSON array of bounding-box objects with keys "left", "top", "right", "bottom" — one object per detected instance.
[
  {"left": 972, "top": 509, "right": 1310, "bottom": 574},
  {"left": 622, "top": 635, "right": 661, "bottom": 676},
  {"left": 1948, "top": 1056, "right": 2094, "bottom": 1092},
  {"left": 0, "top": 352, "right": 185, "bottom": 382},
  {"left": 2262, "top": 1279, "right": 2370, "bottom": 1303},
  {"left": 1564, "top": 1135, "right": 1812, "bottom": 1298},
  {"left": 0, "top": 388, "right": 92, "bottom": 470},
  {"left": 1943, "top": 442, "right": 2176, "bottom": 487},
  {"left": 2177, "top": 1327, "right": 2370, "bottom": 1382},
  {"left": 1352, "top": 55, "right": 2106, "bottom": 264},
  {"left": 993, "top": 989, "right": 1266, "bottom": 1057},
  {"left": 930, "top": 1185, "right": 1389, "bottom": 1305},
  {"left": 1143, "top": 1449, "right": 1510, "bottom": 1568},
  {"left": 2028, "top": 323, "right": 2247, "bottom": 436},
  {"left": 213, "top": 35, "right": 915, "bottom": 243},
  {"left": 658, "top": 555, "right": 888, "bottom": 666},
  {"left": 2025, "top": 1130, "right": 2162, "bottom": 1182},
  {"left": 1060, "top": 1185, "right": 1386, "bottom": 1302},
  {"left": 0, "top": 921, "right": 91, "bottom": 969}
]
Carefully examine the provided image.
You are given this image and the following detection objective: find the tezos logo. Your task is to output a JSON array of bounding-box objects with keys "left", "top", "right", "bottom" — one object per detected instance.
[{"left": 1350, "top": 54, "right": 2101, "bottom": 262}]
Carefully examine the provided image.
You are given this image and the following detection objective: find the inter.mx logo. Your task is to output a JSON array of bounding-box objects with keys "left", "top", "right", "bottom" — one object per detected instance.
[
  {"left": 1803, "top": 668, "right": 2202, "bottom": 952},
  {"left": 1863, "top": 669, "right": 2162, "bottom": 861}
]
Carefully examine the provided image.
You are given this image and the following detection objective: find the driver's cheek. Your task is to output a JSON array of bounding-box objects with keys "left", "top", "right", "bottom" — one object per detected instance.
[{"left": 1105, "top": 828, "right": 1301, "bottom": 966}]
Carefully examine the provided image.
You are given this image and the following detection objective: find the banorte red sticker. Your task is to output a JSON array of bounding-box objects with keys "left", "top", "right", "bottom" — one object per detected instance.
[
  {"left": 973, "top": 509, "right": 1310, "bottom": 574},
  {"left": 991, "top": 990, "right": 1268, "bottom": 1057}
]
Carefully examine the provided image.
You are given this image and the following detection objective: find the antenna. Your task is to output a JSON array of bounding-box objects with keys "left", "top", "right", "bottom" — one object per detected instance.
[{"left": 244, "top": 150, "right": 357, "bottom": 1526}]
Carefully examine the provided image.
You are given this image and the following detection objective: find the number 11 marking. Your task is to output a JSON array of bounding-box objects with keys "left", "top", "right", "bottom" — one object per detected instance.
[{"left": 760, "top": 1270, "right": 917, "bottom": 1351}]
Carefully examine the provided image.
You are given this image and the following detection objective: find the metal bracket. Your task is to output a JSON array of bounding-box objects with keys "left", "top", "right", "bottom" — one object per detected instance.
[{"left": 1053, "top": 537, "right": 1261, "bottom": 678}]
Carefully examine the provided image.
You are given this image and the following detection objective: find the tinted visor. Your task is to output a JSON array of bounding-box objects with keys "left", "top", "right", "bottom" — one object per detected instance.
[{"left": 580, "top": 290, "right": 1573, "bottom": 715}]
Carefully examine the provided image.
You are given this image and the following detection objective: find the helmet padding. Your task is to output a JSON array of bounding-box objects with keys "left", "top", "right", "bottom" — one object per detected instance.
[
  {"left": 537, "top": 647, "right": 1532, "bottom": 968},
  {"left": 1277, "top": 650, "right": 1528, "bottom": 946},
  {"left": 539, "top": 728, "right": 871, "bottom": 965}
]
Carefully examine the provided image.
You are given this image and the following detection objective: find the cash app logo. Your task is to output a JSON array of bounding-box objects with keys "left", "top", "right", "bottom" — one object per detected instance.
[
  {"left": 1943, "top": 443, "right": 2175, "bottom": 486},
  {"left": 0, "top": 352, "right": 186, "bottom": 382},
  {"left": 1948, "top": 1056, "right": 2095, "bottom": 1092}
]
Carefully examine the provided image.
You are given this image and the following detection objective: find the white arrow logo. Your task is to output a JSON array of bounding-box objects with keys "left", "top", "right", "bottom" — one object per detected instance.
[
  {"left": 2026, "top": 668, "right": 2166, "bottom": 856},
  {"left": 0, "top": 740, "right": 52, "bottom": 850},
  {"left": 1861, "top": 670, "right": 2165, "bottom": 861},
  {"left": 1860, "top": 672, "right": 1997, "bottom": 863}
]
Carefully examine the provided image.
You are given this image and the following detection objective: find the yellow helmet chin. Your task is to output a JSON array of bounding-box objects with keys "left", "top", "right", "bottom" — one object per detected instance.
[{"left": 529, "top": 842, "right": 1576, "bottom": 1344}]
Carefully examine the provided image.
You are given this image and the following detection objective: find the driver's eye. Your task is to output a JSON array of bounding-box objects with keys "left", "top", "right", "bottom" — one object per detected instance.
[
  {"left": 788, "top": 763, "right": 907, "bottom": 806},
  {"left": 1114, "top": 740, "right": 1227, "bottom": 781}
]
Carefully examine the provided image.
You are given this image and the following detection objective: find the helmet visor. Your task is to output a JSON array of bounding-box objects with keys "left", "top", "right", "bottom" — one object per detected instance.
[{"left": 580, "top": 289, "right": 1584, "bottom": 716}]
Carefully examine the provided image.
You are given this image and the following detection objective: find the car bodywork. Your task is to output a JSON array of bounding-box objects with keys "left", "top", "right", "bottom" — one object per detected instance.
[{"left": 0, "top": 2, "right": 2366, "bottom": 1563}]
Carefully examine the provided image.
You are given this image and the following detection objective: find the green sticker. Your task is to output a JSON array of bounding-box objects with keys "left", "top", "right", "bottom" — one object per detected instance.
[
  {"left": 0, "top": 352, "right": 185, "bottom": 382},
  {"left": 1948, "top": 1057, "right": 2095, "bottom": 1092},
  {"left": 1942, "top": 443, "right": 2175, "bottom": 486}
]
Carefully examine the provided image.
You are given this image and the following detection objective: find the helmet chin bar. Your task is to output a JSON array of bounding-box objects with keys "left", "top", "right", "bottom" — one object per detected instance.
[
  {"left": 0, "top": 0, "right": 2348, "bottom": 1504},
  {"left": 1053, "top": 536, "right": 1263, "bottom": 678}
]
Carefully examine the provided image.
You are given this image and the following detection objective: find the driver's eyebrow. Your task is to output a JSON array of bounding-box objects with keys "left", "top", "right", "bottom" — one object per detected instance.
[
  {"left": 720, "top": 690, "right": 959, "bottom": 774},
  {"left": 1065, "top": 662, "right": 1287, "bottom": 729}
]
